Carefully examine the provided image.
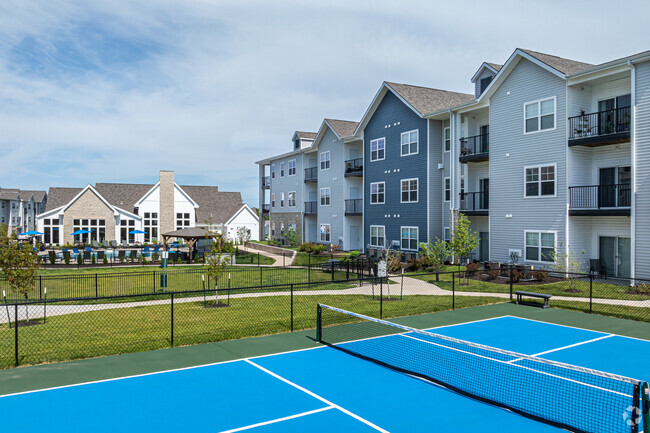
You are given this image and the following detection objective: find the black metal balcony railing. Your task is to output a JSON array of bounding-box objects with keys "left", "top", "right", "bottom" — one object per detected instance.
[
  {"left": 304, "top": 167, "right": 318, "bottom": 182},
  {"left": 459, "top": 192, "right": 489, "bottom": 212},
  {"left": 344, "top": 158, "right": 363, "bottom": 176},
  {"left": 569, "top": 184, "right": 631, "bottom": 209},
  {"left": 261, "top": 204, "right": 270, "bottom": 213},
  {"left": 345, "top": 199, "right": 363, "bottom": 215},
  {"left": 262, "top": 176, "right": 271, "bottom": 188},
  {"left": 568, "top": 106, "right": 631, "bottom": 140},
  {"left": 459, "top": 134, "right": 489, "bottom": 160},
  {"left": 304, "top": 201, "right": 317, "bottom": 215}
]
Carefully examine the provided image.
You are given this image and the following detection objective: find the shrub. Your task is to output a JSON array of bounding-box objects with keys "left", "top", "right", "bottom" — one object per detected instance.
[
  {"left": 103, "top": 256, "right": 108, "bottom": 265},
  {"left": 91, "top": 255, "right": 96, "bottom": 265},
  {"left": 349, "top": 250, "right": 360, "bottom": 258},
  {"left": 77, "top": 254, "right": 83, "bottom": 265},
  {"left": 64, "top": 254, "right": 70, "bottom": 265},
  {"left": 467, "top": 262, "right": 480, "bottom": 275},
  {"left": 49, "top": 254, "right": 56, "bottom": 265},
  {"left": 385, "top": 250, "right": 402, "bottom": 273},
  {"left": 235, "top": 246, "right": 240, "bottom": 255},
  {"left": 409, "top": 258, "right": 422, "bottom": 271},
  {"left": 532, "top": 270, "right": 548, "bottom": 282},
  {"left": 152, "top": 253, "right": 159, "bottom": 263},
  {"left": 485, "top": 269, "right": 500, "bottom": 281},
  {"left": 299, "top": 242, "right": 326, "bottom": 254},
  {"left": 511, "top": 269, "right": 523, "bottom": 283}
]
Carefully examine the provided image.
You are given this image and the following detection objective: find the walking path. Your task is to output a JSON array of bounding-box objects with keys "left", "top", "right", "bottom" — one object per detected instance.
[
  {"left": 1, "top": 275, "right": 647, "bottom": 324},
  {"left": 238, "top": 245, "right": 296, "bottom": 267}
]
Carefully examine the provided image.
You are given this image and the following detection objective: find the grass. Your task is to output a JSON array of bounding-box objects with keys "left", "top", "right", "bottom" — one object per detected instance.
[
  {"left": 234, "top": 252, "right": 275, "bottom": 265},
  {"left": 0, "top": 294, "right": 503, "bottom": 368}
]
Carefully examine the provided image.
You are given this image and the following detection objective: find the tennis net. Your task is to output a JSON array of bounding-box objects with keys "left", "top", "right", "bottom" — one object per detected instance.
[{"left": 316, "top": 304, "right": 649, "bottom": 433}]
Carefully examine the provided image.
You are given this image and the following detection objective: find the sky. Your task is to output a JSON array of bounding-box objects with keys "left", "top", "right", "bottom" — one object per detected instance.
[{"left": 1, "top": 0, "right": 649, "bottom": 207}]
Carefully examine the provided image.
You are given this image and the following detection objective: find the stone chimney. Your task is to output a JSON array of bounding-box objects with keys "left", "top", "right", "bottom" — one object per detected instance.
[{"left": 159, "top": 170, "right": 175, "bottom": 235}]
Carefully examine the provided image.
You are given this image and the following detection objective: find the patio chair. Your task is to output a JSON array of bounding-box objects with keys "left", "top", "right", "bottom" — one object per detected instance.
[
  {"left": 83, "top": 251, "right": 91, "bottom": 262},
  {"left": 72, "top": 248, "right": 80, "bottom": 257},
  {"left": 130, "top": 249, "right": 139, "bottom": 260},
  {"left": 142, "top": 245, "right": 150, "bottom": 257},
  {"left": 152, "top": 245, "right": 161, "bottom": 254},
  {"left": 97, "top": 250, "right": 105, "bottom": 261},
  {"left": 117, "top": 250, "right": 126, "bottom": 261},
  {"left": 110, "top": 240, "right": 118, "bottom": 248},
  {"left": 589, "top": 259, "right": 607, "bottom": 279},
  {"left": 92, "top": 240, "right": 99, "bottom": 248}
]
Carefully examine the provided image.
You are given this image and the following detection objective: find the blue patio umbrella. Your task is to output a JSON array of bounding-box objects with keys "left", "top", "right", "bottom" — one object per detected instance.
[
  {"left": 20, "top": 230, "right": 45, "bottom": 236},
  {"left": 70, "top": 229, "right": 91, "bottom": 236},
  {"left": 129, "top": 230, "right": 146, "bottom": 234}
]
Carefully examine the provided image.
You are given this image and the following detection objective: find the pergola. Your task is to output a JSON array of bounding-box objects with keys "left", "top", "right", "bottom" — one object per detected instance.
[{"left": 161, "top": 227, "right": 212, "bottom": 263}]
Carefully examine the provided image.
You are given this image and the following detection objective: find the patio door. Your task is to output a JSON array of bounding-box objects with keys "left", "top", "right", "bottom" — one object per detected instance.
[
  {"left": 480, "top": 125, "right": 489, "bottom": 152},
  {"left": 599, "top": 168, "right": 616, "bottom": 208},
  {"left": 599, "top": 236, "right": 631, "bottom": 277},
  {"left": 479, "top": 178, "right": 489, "bottom": 209},
  {"left": 479, "top": 232, "right": 489, "bottom": 261}
]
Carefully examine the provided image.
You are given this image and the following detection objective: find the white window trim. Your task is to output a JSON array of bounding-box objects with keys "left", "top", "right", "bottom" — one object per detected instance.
[
  {"left": 288, "top": 159, "right": 296, "bottom": 176},
  {"left": 400, "top": 226, "right": 419, "bottom": 251},
  {"left": 400, "top": 129, "right": 419, "bottom": 157},
  {"left": 320, "top": 187, "right": 331, "bottom": 207},
  {"left": 271, "top": 193, "right": 275, "bottom": 208},
  {"left": 319, "top": 151, "right": 331, "bottom": 171},
  {"left": 288, "top": 191, "right": 296, "bottom": 208},
  {"left": 523, "top": 163, "right": 558, "bottom": 199},
  {"left": 524, "top": 230, "right": 557, "bottom": 263},
  {"left": 370, "top": 181, "right": 385, "bottom": 205},
  {"left": 369, "top": 225, "right": 386, "bottom": 248},
  {"left": 271, "top": 164, "right": 276, "bottom": 178},
  {"left": 370, "top": 137, "right": 386, "bottom": 162},
  {"left": 400, "top": 178, "right": 419, "bottom": 203},
  {"left": 320, "top": 224, "right": 331, "bottom": 242},
  {"left": 444, "top": 227, "right": 450, "bottom": 242},
  {"left": 280, "top": 162, "right": 285, "bottom": 178},
  {"left": 444, "top": 177, "right": 451, "bottom": 202},
  {"left": 443, "top": 127, "right": 451, "bottom": 153},
  {"left": 280, "top": 192, "right": 285, "bottom": 208},
  {"left": 523, "top": 96, "right": 556, "bottom": 135}
]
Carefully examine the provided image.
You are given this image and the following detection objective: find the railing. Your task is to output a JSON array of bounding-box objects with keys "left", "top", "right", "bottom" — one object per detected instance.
[
  {"left": 345, "top": 199, "right": 363, "bottom": 214},
  {"left": 262, "top": 176, "right": 271, "bottom": 188},
  {"left": 569, "top": 184, "right": 631, "bottom": 209},
  {"left": 304, "top": 201, "right": 318, "bottom": 214},
  {"left": 460, "top": 134, "right": 489, "bottom": 158},
  {"left": 261, "top": 204, "right": 270, "bottom": 213},
  {"left": 304, "top": 167, "right": 318, "bottom": 182},
  {"left": 459, "top": 192, "right": 489, "bottom": 212},
  {"left": 344, "top": 158, "right": 363, "bottom": 175},
  {"left": 568, "top": 106, "right": 631, "bottom": 140}
]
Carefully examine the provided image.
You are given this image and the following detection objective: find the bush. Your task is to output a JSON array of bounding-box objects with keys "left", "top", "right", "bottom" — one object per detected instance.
[
  {"left": 532, "top": 270, "right": 548, "bottom": 282},
  {"left": 511, "top": 269, "right": 523, "bottom": 283},
  {"left": 49, "top": 254, "right": 56, "bottom": 265},
  {"left": 91, "top": 255, "right": 96, "bottom": 265},
  {"left": 299, "top": 242, "right": 326, "bottom": 254},
  {"left": 409, "top": 258, "right": 422, "bottom": 271},
  {"left": 103, "top": 256, "right": 108, "bottom": 265},
  {"left": 152, "top": 253, "right": 159, "bottom": 263},
  {"left": 467, "top": 262, "right": 480, "bottom": 275},
  {"left": 64, "top": 254, "right": 70, "bottom": 265},
  {"left": 77, "top": 254, "right": 83, "bottom": 265},
  {"left": 385, "top": 250, "right": 402, "bottom": 273},
  {"left": 349, "top": 250, "right": 360, "bottom": 258},
  {"left": 485, "top": 269, "right": 500, "bottom": 281}
]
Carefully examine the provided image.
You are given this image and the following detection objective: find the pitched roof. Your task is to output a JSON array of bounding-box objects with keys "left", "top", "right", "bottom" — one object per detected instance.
[
  {"left": 385, "top": 82, "right": 474, "bottom": 116},
  {"left": 95, "top": 183, "right": 153, "bottom": 211},
  {"left": 45, "top": 187, "right": 82, "bottom": 211},
  {"left": 519, "top": 49, "right": 594, "bottom": 75},
  {"left": 295, "top": 131, "right": 317, "bottom": 140},
  {"left": 179, "top": 187, "right": 243, "bottom": 225},
  {"left": 21, "top": 190, "right": 47, "bottom": 202},
  {"left": 325, "top": 119, "right": 359, "bottom": 138},
  {"left": 486, "top": 62, "right": 503, "bottom": 71},
  {"left": 0, "top": 189, "right": 20, "bottom": 200}
]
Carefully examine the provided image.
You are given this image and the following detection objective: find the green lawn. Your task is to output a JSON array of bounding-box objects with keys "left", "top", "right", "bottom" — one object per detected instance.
[
  {"left": 0, "top": 294, "right": 503, "bottom": 368},
  {"left": 234, "top": 252, "right": 275, "bottom": 265}
]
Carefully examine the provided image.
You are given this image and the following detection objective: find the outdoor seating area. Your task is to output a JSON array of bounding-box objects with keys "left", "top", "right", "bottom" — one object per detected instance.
[{"left": 40, "top": 241, "right": 191, "bottom": 266}]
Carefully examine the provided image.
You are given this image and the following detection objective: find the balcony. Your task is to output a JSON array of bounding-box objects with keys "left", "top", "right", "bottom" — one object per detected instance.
[
  {"left": 344, "top": 199, "right": 363, "bottom": 216},
  {"left": 262, "top": 176, "right": 271, "bottom": 189},
  {"left": 261, "top": 204, "right": 270, "bottom": 214},
  {"left": 459, "top": 134, "right": 489, "bottom": 163},
  {"left": 569, "top": 184, "right": 630, "bottom": 216},
  {"left": 568, "top": 107, "right": 631, "bottom": 147},
  {"left": 344, "top": 158, "right": 363, "bottom": 177},
  {"left": 304, "top": 201, "right": 317, "bottom": 215},
  {"left": 459, "top": 192, "right": 489, "bottom": 216},
  {"left": 304, "top": 167, "right": 318, "bottom": 183}
]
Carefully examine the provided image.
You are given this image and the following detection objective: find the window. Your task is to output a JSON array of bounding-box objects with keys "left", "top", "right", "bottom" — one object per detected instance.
[
  {"left": 524, "top": 97, "right": 555, "bottom": 133},
  {"left": 271, "top": 193, "right": 276, "bottom": 207},
  {"left": 401, "top": 226, "right": 419, "bottom": 250},
  {"left": 73, "top": 219, "right": 106, "bottom": 244},
  {"left": 271, "top": 164, "right": 276, "bottom": 178},
  {"left": 444, "top": 127, "right": 451, "bottom": 152},
  {"left": 370, "top": 226, "right": 385, "bottom": 248},
  {"left": 294, "top": 138, "right": 300, "bottom": 150},
  {"left": 370, "top": 138, "right": 385, "bottom": 161},
  {"left": 320, "top": 187, "right": 331, "bottom": 206},
  {"left": 280, "top": 162, "right": 285, "bottom": 177},
  {"left": 288, "top": 160, "right": 296, "bottom": 176},
  {"left": 280, "top": 192, "right": 285, "bottom": 207},
  {"left": 320, "top": 224, "right": 331, "bottom": 242},
  {"left": 401, "top": 130, "right": 418, "bottom": 156},
  {"left": 444, "top": 177, "right": 451, "bottom": 202},
  {"left": 444, "top": 227, "right": 450, "bottom": 242},
  {"left": 525, "top": 165, "right": 556, "bottom": 197},
  {"left": 320, "top": 151, "right": 331, "bottom": 170},
  {"left": 176, "top": 212, "right": 190, "bottom": 230},
  {"left": 479, "top": 76, "right": 492, "bottom": 94},
  {"left": 370, "top": 182, "right": 385, "bottom": 204},
  {"left": 288, "top": 191, "right": 296, "bottom": 207},
  {"left": 401, "top": 178, "right": 418, "bottom": 203},
  {"left": 525, "top": 231, "right": 555, "bottom": 262},
  {"left": 144, "top": 212, "right": 159, "bottom": 242}
]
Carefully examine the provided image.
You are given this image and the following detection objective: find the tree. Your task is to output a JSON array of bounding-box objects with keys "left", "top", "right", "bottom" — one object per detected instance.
[
  {"left": 236, "top": 226, "right": 251, "bottom": 246},
  {"left": 0, "top": 224, "right": 41, "bottom": 322},
  {"left": 204, "top": 224, "right": 235, "bottom": 306},
  {"left": 551, "top": 242, "right": 585, "bottom": 292},
  {"left": 450, "top": 214, "right": 479, "bottom": 284},
  {"left": 419, "top": 238, "right": 450, "bottom": 272},
  {"left": 284, "top": 227, "right": 300, "bottom": 247}
]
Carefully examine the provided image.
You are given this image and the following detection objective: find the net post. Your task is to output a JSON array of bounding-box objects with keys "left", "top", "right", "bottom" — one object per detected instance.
[
  {"left": 509, "top": 265, "right": 513, "bottom": 301},
  {"left": 316, "top": 304, "right": 322, "bottom": 342},
  {"left": 452, "top": 272, "right": 455, "bottom": 310},
  {"left": 290, "top": 284, "right": 294, "bottom": 332},
  {"left": 170, "top": 292, "right": 174, "bottom": 348},
  {"left": 589, "top": 273, "right": 593, "bottom": 314},
  {"left": 642, "top": 382, "right": 649, "bottom": 433},
  {"left": 380, "top": 278, "right": 383, "bottom": 319},
  {"left": 14, "top": 303, "right": 18, "bottom": 367}
]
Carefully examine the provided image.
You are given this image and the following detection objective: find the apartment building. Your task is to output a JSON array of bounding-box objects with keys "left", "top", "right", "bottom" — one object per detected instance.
[
  {"left": 256, "top": 47, "right": 650, "bottom": 279},
  {"left": 0, "top": 188, "right": 47, "bottom": 235}
]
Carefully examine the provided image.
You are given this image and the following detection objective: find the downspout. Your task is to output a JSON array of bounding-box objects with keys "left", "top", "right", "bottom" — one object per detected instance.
[{"left": 629, "top": 60, "right": 636, "bottom": 280}]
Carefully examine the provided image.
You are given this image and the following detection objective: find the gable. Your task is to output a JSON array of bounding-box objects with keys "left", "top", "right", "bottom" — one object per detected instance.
[{"left": 64, "top": 187, "right": 115, "bottom": 216}]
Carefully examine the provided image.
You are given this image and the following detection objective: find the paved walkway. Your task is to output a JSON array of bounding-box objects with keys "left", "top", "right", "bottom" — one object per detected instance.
[{"left": 238, "top": 245, "right": 296, "bottom": 267}]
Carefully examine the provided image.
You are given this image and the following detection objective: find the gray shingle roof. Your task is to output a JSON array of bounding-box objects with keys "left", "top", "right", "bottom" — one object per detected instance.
[
  {"left": 486, "top": 62, "right": 502, "bottom": 71},
  {"left": 325, "top": 119, "right": 359, "bottom": 138},
  {"left": 296, "top": 131, "right": 317, "bottom": 140},
  {"left": 45, "top": 187, "right": 82, "bottom": 211},
  {"left": 385, "top": 82, "right": 475, "bottom": 116},
  {"left": 21, "top": 190, "right": 47, "bottom": 202},
  {"left": 0, "top": 189, "right": 20, "bottom": 200},
  {"left": 183, "top": 187, "right": 243, "bottom": 225},
  {"left": 520, "top": 49, "right": 594, "bottom": 75},
  {"left": 95, "top": 183, "right": 153, "bottom": 212}
]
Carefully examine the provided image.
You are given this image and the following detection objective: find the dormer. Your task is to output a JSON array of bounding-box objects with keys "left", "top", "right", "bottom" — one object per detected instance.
[
  {"left": 471, "top": 62, "right": 502, "bottom": 98},
  {"left": 292, "top": 131, "right": 317, "bottom": 150}
]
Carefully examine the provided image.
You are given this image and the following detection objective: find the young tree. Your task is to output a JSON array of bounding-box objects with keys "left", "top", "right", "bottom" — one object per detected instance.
[
  {"left": 204, "top": 225, "right": 235, "bottom": 306},
  {"left": 284, "top": 227, "right": 300, "bottom": 247},
  {"left": 450, "top": 214, "right": 479, "bottom": 284},
  {"left": 0, "top": 224, "right": 41, "bottom": 321},
  {"left": 418, "top": 238, "right": 450, "bottom": 272},
  {"left": 236, "top": 226, "right": 251, "bottom": 246},
  {"left": 551, "top": 242, "right": 585, "bottom": 292}
]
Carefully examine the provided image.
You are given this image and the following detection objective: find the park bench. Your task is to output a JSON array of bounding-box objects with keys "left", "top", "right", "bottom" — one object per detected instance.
[{"left": 515, "top": 290, "right": 552, "bottom": 309}]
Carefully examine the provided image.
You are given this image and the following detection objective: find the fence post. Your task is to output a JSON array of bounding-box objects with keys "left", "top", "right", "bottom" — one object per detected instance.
[
  {"left": 346, "top": 260, "right": 350, "bottom": 280},
  {"left": 401, "top": 268, "right": 404, "bottom": 300},
  {"left": 260, "top": 266, "right": 263, "bottom": 287},
  {"left": 452, "top": 272, "right": 455, "bottom": 310},
  {"left": 170, "top": 293, "right": 174, "bottom": 347},
  {"left": 257, "top": 252, "right": 260, "bottom": 266},
  {"left": 39, "top": 276, "right": 42, "bottom": 300},
  {"left": 95, "top": 273, "right": 98, "bottom": 299},
  {"left": 308, "top": 253, "right": 311, "bottom": 282},
  {"left": 14, "top": 303, "right": 18, "bottom": 367},
  {"left": 380, "top": 277, "right": 383, "bottom": 319},
  {"left": 153, "top": 271, "right": 156, "bottom": 292},
  {"left": 290, "top": 284, "right": 294, "bottom": 332},
  {"left": 331, "top": 262, "right": 335, "bottom": 281},
  {"left": 509, "top": 266, "right": 513, "bottom": 301},
  {"left": 316, "top": 304, "right": 322, "bottom": 342},
  {"left": 589, "top": 273, "right": 593, "bottom": 314}
]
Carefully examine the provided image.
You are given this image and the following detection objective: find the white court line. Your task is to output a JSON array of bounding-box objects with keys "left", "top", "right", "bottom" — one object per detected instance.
[
  {"left": 245, "top": 359, "right": 389, "bottom": 433},
  {"left": 218, "top": 406, "right": 334, "bottom": 433},
  {"left": 397, "top": 334, "right": 633, "bottom": 398},
  {"left": 506, "top": 335, "right": 616, "bottom": 364}
]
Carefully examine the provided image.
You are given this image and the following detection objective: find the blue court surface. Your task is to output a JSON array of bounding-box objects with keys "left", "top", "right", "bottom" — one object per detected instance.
[{"left": 1, "top": 315, "right": 648, "bottom": 432}]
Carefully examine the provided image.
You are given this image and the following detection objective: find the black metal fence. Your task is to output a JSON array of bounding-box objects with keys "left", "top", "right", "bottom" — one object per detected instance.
[
  {"left": 569, "top": 184, "right": 631, "bottom": 209},
  {"left": 460, "top": 134, "right": 489, "bottom": 157},
  {"left": 568, "top": 106, "right": 631, "bottom": 140}
]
